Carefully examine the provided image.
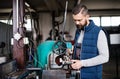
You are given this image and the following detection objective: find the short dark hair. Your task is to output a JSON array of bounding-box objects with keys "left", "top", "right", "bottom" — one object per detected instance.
[{"left": 72, "top": 4, "right": 88, "bottom": 15}]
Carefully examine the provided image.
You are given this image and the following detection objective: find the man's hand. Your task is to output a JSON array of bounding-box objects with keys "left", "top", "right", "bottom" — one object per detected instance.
[{"left": 71, "top": 60, "right": 82, "bottom": 70}]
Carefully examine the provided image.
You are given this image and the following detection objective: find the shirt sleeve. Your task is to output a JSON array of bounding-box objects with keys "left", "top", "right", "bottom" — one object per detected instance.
[{"left": 81, "top": 30, "right": 109, "bottom": 67}]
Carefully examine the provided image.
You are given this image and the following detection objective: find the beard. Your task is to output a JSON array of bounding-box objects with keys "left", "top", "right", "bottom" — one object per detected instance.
[{"left": 76, "top": 20, "right": 87, "bottom": 30}]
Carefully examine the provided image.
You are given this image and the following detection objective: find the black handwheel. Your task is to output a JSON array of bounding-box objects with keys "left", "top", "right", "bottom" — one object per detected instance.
[{"left": 52, "top": 40, "right": 67, "bottom": 55}]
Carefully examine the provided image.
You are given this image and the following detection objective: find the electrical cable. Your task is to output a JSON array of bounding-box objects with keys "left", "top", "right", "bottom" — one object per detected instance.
[{"left": 27, "top": 38, "right": 44, "bottom": 69}]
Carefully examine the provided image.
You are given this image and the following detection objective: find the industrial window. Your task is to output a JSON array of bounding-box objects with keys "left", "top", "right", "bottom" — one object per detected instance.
[
  {"left": 0, "top": 19, "right": 31, "bottom": 31},
  {"left": 24, "top": 19, "right": 32, "bottom": 31},
  {"left": 110, "top": 34, "right": 120, "bottom": 44},
  {"left": 101, "top": 17, "right": 111, "bottom": 27},
  {"left": 101, "top": 16, "right": 120, "bottom": 27},
  {"left": 0, "top": 20, "right": 12, "bottom": 25},
  {"left": 111, "top": 16, "right": 120, "bottom": 26},
  {"left": 90, "top": 16, "right": 120, "bottom": 27},
  {"left": 89, "top": 17, "right": 100, "bottom": 26}
]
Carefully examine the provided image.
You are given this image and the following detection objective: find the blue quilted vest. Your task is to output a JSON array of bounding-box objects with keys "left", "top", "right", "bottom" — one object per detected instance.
[{"left": 73, "top": 20, "right": 102, "bottom": 79}]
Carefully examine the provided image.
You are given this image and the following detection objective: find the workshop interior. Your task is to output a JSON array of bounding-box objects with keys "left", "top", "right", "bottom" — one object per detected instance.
[{"left": 0, "top": 0, "right": 120, "bottom": 79}]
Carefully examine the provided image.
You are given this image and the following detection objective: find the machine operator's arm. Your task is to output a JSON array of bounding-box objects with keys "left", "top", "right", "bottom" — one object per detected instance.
[
  {"left": 81, "top": 30, "right": 109, "bottom": 67},
  {"left": 71, "top": 30, "right": 109, "bottom": 69}
]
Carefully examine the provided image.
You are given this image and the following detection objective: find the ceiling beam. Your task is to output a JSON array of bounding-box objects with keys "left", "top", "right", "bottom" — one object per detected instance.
[
  {"left": 43, "top": 0, "right": 61, "bottom": 11},
  {"left": 25, "top": 0, "right": 38, "bottom": 12},
  {"left": 77, "top": 0, "right": 82, "bottom": 4},
  {"left": 0, "top": 8, "right": 12, "bottom": 13}
]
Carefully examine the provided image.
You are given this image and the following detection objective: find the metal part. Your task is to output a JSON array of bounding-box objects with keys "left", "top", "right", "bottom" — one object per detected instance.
[
  {"left": 62, "top": 1, "right": 68, "bottom": 40},
  {"left": 42, "top": 70, "right": 66, "bottom": 79},
  {"left": 13, "top": 0, "right": 26, "bottom": 69},
  {"left": 52, "top": 40, "right": 67, "bottom": 55},
  {"left": 77, "top": 0, "right": 81, "bottom": 4}
]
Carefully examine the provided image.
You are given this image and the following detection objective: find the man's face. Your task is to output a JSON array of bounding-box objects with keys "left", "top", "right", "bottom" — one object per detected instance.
[{"left": 72, "top": 12, "right": 87, "bottom": 29}]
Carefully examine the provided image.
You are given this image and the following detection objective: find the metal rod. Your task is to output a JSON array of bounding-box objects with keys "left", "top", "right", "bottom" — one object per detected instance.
[
  {"left": 16, "top": 0, "right": 19, "bottom": 28},
  {"left": 62, "top": 1, "right": 68, "bottom": 40}
]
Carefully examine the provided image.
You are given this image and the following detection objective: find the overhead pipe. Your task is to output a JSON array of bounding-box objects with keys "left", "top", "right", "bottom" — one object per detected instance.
[
  {"left": 13, "top": 0, "right": 26, "bottom": 69},
  {"left": 77, "top": 0, "right": 82, "bottom": 4},
  {"left": 61, "top": 1, "right": 68, "bottom": 41}
]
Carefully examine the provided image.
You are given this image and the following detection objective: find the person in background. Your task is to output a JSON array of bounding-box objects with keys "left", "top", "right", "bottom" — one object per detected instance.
[{"left": 70, "top": 4, "right": 109, "bottom": 79}]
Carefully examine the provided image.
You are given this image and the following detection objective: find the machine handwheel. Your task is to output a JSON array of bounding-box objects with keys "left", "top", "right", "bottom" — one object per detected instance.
[{"left": 52, "top": 40, "right": 67, "bottom": 55}]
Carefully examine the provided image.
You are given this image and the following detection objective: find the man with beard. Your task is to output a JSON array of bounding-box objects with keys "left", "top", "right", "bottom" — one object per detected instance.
[{"left": 70, "top": 4, "right": 109, "bottom": 79}]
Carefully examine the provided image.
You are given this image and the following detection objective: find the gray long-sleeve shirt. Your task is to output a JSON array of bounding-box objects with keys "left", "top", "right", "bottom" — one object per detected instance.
[{"left": 77, "top": 30, "right": 109, "bottom": 67}]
